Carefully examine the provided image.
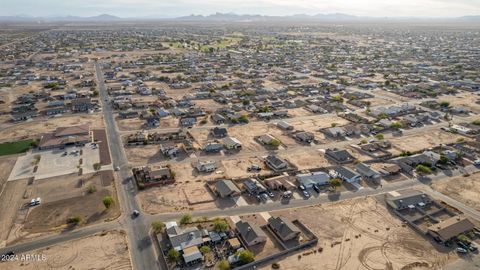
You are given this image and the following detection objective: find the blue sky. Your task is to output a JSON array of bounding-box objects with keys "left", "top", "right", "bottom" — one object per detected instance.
[{"left": 0, "top": 0, "right": 479, "bottom": 17}]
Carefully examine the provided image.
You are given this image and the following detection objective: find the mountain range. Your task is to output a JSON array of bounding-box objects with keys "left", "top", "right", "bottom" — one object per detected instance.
[{"left": 0, "top": 12, "right": 479, "bottom": 22}]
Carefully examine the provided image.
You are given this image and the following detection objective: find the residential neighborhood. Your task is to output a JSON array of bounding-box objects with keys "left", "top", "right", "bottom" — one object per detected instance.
[{"left": 0, "top": 6, "right": 480, "bottom": 270}]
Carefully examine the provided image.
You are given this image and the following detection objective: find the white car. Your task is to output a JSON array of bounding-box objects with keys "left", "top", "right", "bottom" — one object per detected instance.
[
  {"left": 474, "top": 160, "right": 480, "bottom": 166},
  {"left": 30, "top": 198, "right": 41, "bottom": 206}
]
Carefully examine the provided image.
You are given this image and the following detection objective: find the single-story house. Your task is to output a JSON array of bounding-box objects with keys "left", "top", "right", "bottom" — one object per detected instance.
[
  {"left": 236, "top": 221, "right": 267, "bottom": 246},
  {"left": 268, "top": 216, "right": 301, "bottom": 241},
  {"left": 215, "top": 180, "right": 241, "bottom": 198},
  {"left": 297, "top": 172, "right": 330, "bottom": 188},
  {"left": 333, "top": 166, "right": 361, "bottom": 183}
]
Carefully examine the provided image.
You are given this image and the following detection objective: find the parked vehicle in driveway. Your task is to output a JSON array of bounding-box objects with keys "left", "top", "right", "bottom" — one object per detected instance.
[
  {"left": 282, "top": 191, "right": 292, "bottom": 198},
  {"left": 247, "top": 165, "right": 261, "bottom": 172}
]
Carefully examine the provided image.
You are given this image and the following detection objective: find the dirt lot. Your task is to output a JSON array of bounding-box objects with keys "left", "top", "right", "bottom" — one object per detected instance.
[
  {"left": 137, "top": 180, "right": 226, "bottom": 214},
  {"left": 431, "top": 172, "right": 480, "bottom": 211},
  {"left": 117, "top": 117, "right": 145, "bottom": 131},
  {"left": 0, "top": 230, "right": 131, "bottom": 270},
  {"left": 0, "top": 156, "right": 16, "bottom": 194},
  {"left": 21, "top": 171, "right": 119, "bottom": 234},
  {"left": 289, "top": 115, "right": 350, "bottom": 135},
  {"left": 261, "top": 197, "right": 454, "bottom": 270},
  {"left": 440, "top": 91, "right": 480, "bottom": 114},
  {"left": 278, "top": 148, "right": 330, "bottom": 170},
  {"left": 390, "top": 129, "right": 466, "bottom": 154},
  {"left": 125, "top": 144, "right": 168, "bottom": 165},
  {"left": 0, "top": 179, "right": 28, "bottom": 246},
  {"left": 0, "top": 114, "right": 104, "bottom": 141}
]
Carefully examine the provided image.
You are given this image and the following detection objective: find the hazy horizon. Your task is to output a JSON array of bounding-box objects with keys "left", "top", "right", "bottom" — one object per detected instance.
[{"left": 1, "top": 0, "right": 479, "bottom": 18}]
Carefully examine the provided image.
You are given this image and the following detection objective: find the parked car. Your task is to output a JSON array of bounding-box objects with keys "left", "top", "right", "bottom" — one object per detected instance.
[
  {"left": 29, "top": 197, "right": 41, "bottom": 206},
  {"left": 282, "top": 191, "right": 292, "bottom": 198},
  {"left": 302, "top": 190, "right": 310, "bottom": 198},
  {"left": 298, "top": 184, "right": 306, "bottom": 191},
  {"left": 474, "top": 160, "right": 480, "bottom": 166},
  {"left": 456, "top": 247, "right": 468, "bottom": 254},
  {"left": 247, "top": 165, "right": 261, "bottom": 172},
  {"left": 312, "top": 184, "right": 320, "bottom": 193},
  {"left": 132, "top": 210, "right": 140, "bottom": 218},
  {"left": 266, "top": 190, "right": 274, "bottom": 198}
]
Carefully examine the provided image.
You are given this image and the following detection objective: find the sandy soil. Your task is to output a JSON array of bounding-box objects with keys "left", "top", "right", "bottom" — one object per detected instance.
[
  {"left": 261, "top": 197, "right": 454, "bottom": 270},
  {"left": 290, "top": 115, "right": 350, "bottom": 133},
  {"left": 440, "top": 91, "right": 480, "bottom": 114},
  {"left": 137, "top": 181, "right": 221, "bottom": 214},
  {"left": 22, "top": 171, "right": 119, "bottom": 234},
  {"left": 0, "top": 179, "right": 28, "bottom": 246},
  {"left": 0, "top": 230, "right": 132, "bottom": 270},
  {"left": 0, "top": 156, "right": 17, "bottom": 194},
  {"left": 125, "top": 144, "right": 168, "bottom": 165},
  {"left": 0, "top": 114, "right": 104, "bottom": 141},
  {"left": 278, "top": 148, "right": 331, "bottom": 170},
  {"left": 117, "top": 117, "right": 144, "bottom": 131},
  {"left": 431, "top": 171, "right": 480, "bottom": 211},
  {"left": 390, "top": 129, "right": 466, "bottom": 154}
]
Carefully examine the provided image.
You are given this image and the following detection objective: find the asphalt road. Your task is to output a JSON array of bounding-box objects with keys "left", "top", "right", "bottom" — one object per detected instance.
[{"left": 95, "top": 63, "right": 159, "bottom": 270}]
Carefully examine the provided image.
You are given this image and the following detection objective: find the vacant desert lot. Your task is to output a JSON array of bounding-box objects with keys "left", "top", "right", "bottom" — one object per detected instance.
[
  {"left": 261, "top": 197, "right": 454, "bottom": 270},
  {"left": 390, "top": 129, "right": 466, "bottom": 154},
  {"left": 22, "top": 171, "right": 119, "bottom": 234},
  {"left": 0, "top": 156, "right": 16, "bottom": 191},
  {"left": 440, "top": 91, "right": 480, "bottom": 114},
  {"left": 0, "top": 230, "right": 131, "bottom": 270},
  {"left": 0, "top": 114, "right": 104, "bottom": 141},
  {"left": 431, "top": 172, "right": 480, "bottom": 211}
]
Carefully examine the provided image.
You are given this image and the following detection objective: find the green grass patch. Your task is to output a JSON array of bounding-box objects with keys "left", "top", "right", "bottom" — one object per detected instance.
[{"left": 0, "top": 139, "right": 35, "bottom": 156}]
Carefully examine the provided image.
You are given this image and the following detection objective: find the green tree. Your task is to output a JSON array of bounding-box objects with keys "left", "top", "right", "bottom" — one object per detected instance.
[
  {"left": 438, "top": 155, "right": 449, "bottom": 165},
  {"left": 415, "top": 164, "right": 432, "bottom": 175},
  {"left": 93, "top": 163, "right": 101, "bottom": 171},
  {"left": 377, "top": 113, "right": 388, "bottom": 119},
  {"left": 239, "top": 114, "right": 249, "bottom": 123},
  {"left": 238, "top": 250, "right": 255, "bottom": 264},
  {"left": 330, "top": 178, "right": 342, "bottom": 189},
  {"left": 67, "top": 216, "right": 82, "bottom": 225},
  {"left": 167, "top": 248, "right": 180, "bottom": 263},
  {"left": 471, "top": 119, "right": 480, "bottom": 126},
  {"left": 151, "top": 221, "right": 165, "bottom": 233},
  {"left": 180, "top": 214, "right": 192, "bottom": 225},
  {"left": 86, "top": 183, "right": 97, "bottom": 194},
  {"left": 390, "top": 121, "right": 403, "bottom": 129},
  {"left": 439, "top": 101, "right": 450, "bottom": 108},
  {"left": 374, "top": 133, "right": 384, "bottom": 140},
  {"left": 269, "top": 139, "right": 281, "bottom": 148},
  {"left": 102, "top": 196, "right": 114, "bottom": 209},
  {"left": 218, "top": 260, "right": 230, "bottom": 270},
  {"left": 213, "top": 218, "right": 229, "bottom": 232},
  {"left": 199, "top": 245, "right": 211, "bottom": 254}
]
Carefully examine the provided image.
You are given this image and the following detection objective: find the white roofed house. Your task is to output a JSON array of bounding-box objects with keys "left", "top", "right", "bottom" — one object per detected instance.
[
  {"left": 223, "top": 137, "right": 242, "bottom": 150},
  {"left": 194, "top": 160, "right": 217, "bottom": 173}
]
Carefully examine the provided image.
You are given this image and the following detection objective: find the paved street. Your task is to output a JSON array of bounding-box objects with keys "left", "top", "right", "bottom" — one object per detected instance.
[{"left": 95, "top": 63, "right": 159, "bottom": 270}]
